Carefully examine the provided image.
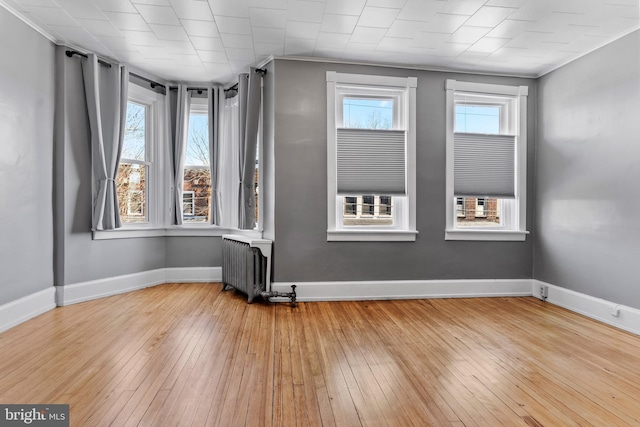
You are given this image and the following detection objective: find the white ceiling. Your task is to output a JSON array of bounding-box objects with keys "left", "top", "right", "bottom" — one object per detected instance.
[{"left": 3, "top": 0, "right": 639, "bottom": 84}]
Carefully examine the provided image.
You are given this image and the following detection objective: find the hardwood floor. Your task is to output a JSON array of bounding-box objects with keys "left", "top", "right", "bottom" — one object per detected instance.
[{"left": 1, "top": 283, "right": 640, "bottom": 426}]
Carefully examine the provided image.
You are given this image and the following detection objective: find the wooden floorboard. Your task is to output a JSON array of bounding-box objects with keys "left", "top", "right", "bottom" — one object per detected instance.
[{"left": 1, "top": 283, "right": 640, "bottom": 426}]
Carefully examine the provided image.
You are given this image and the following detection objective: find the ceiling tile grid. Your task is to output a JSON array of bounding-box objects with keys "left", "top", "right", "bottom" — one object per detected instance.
[{"left": 2, "top": 0, "right": 638, "bottom": 83}]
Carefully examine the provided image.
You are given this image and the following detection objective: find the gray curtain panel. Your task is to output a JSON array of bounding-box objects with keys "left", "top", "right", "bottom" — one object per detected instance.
[
  {"left": 238, "top": 69, "right": 262, "bottom": 229},
  {"left": 209, "top": 86, "right": 222, "bottom": 226},
  {"left": 237, "top": 73, "right": 249, "bottom": 228},
  {"left": 172, "top": 85, "right": 191, "bottom": 225},
  {"left": 81, "top": 53, "right": 129, "bottom": 231}
]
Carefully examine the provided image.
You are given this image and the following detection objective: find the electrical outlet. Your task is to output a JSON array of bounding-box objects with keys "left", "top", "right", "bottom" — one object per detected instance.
[{"left": 539, "top": 284, "right": 548, "bottom": 300}]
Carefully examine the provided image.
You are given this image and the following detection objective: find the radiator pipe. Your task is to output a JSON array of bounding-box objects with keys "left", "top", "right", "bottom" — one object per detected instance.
[{"left": 261, "top": 285, "right": 297, "bottom": 307}]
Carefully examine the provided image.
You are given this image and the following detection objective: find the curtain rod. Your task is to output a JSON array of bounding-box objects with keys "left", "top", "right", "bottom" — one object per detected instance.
[{"left": 65, "top": 50, "right": 167, "bottom": 92}]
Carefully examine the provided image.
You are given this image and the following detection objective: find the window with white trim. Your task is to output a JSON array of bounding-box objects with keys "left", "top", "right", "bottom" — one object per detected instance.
[
  {"left": 445, "top": 80, "right": 529, "bottom": 241},
  {"left": 183, "top": 96, "right": 211, "bottom": 223},
  {"left": 327, "top": 72, "right": 417, "bottom": 241},
  {"left": 117, "top": 84, "right": 164, "bottom": 226}
]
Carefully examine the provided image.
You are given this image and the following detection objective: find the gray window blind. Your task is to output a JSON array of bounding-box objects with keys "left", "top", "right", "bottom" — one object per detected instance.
[
  {"left": 337, "top": 128, "right": 406, "bottom": 195},
  {"left": 454, "top": 132, "right": 515, "bottom": 198}
]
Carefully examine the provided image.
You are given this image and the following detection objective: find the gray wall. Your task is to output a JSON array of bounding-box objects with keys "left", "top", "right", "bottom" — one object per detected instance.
[
  {"left": 165, "top": 237, "right": 222, "bottom": 268},
  {"left": 272, "top": 59, "right": 537, "bottom": 282},
  {"left": 0, "top": 9, "right": 55, "bottom": 305},
  {"left": 534, "top": 30, "right": 640, "bottom": 308},
  {"left": 54, "top": 46, "right": 165, "bottom": 285}
]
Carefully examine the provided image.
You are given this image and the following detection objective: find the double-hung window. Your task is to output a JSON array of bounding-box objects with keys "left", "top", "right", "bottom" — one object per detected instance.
[
  {"left": 183, "top": 96, "right": 211, "bottom": 224},
  {"left": 445, "top": 79, "right": 529, "bottom": 241},
  {"left": 116, "top": 83, "right": 163, "bottom": 227},
  {"left": 327, "top": 72, "right": 417, "bottom": 241}
]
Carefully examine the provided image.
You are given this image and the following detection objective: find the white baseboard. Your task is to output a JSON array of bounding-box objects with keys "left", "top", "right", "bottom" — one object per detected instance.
[
  {"left": 0, "top": 287, "right": 56, "bottom": 333},
  {"left": 57, "top": 267, "right": 222, "bottom": 306},
  {"left": 533, "top": 280, "right": 640, "bottom": 336},
  {"left": 164, "top": 267, "right": 221, "bottom": 283},
  {"left": 272, "top": 279, "right": 533, "bottom": 302}
]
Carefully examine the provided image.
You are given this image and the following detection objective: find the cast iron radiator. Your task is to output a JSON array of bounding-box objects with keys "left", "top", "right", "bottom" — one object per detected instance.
[{"left": 222, "top": 236, "right": 268, "bottom": 303}]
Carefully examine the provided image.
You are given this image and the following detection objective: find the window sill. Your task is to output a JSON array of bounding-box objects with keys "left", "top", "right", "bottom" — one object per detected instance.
[
  {"left": 445, "top": 229, "right": 529, "bottom": 241},
  {"left": 327, "top": 229, "right": 418, "bottom": 242},
  {"left": 92, "top": 226, "right": 262, "bottom": 240}
]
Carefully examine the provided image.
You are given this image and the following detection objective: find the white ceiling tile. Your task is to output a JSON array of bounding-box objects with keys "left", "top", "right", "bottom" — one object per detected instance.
[
  {"left": 120, "top": 29, "right": 163, "bottom": 45},
  {"left": 169, "top": 0, "right": 214, "bottom": 21},
  {"left": 220, "top": 33, "right": 254, "bottom": 49},
  {"left": 17, "top": 0, "right": 57, "bottom": 6},
  {"left": 507, "top": 1, "right": 553, "bottom": 21},
  {"left": 104, "top": 12, "right": 150, "bottom": 31},
  {"left": 252, "top": 27, "right": 286, "bottom": 43},
  {"left": 208, "top": 0, "right": 250, "bottom": 17},
  {"left": 25, "top": 6, "right": 78, "bottom": 26},
  {"left": 385, "top": 19, "right": 430, "bottom": 38},
  {"left": 449, "top": 25, "right": 491, "bottom": 44},
  {"left": 254, "top": 42, "right": 284, "bottom": 56},
  {"left": 433, "top": 41, "right": 472, "bottom": 56},
  {"left": 181, "top": 19, "right": 220, "bottom": 37},
  {"left": 484, "top": 0, "right": 526, "bottom": 8},
  {"left": 485, "top": 19, "right": 535, "bottom": 38},
  {"left": 286, "top": 21, "right": 321, "bottom": 39},
  {"left": 135, "top": 4, "right": 180, "bottom": 24},
  {"left": 76, "top": 19, "right": 124, "bottom": 37},
  {"left": 149, "top": 23, "right": 190, "bottom": 40},
  {"left": 189, "top": 36, "right": 225, "bottom": 51},
  {"left": 464, "top": 6, "right": 516, "bottom": 28},
  {"left": 396, "top": 0, "right": 445, "bottom": 22},
  {"left": 452, "top": 50, "right": 490, "bottom": 65},
  {"left": 226, "top": 48, "right": 255, "bottom": 60},
  {"left": 439, "top": 0, "right": 486, "bottom": 16},
  {"left": 131, "top": 0, "right": 170, "bottom": 6},
  {"left": 55, "top": 0, "right": 108, "bottom": 20},
  {"left": 136, "top": 45, "right": 173, "bottom": 59},
  {"left": 467, "top": 36, "right": 510, "bottom": 53},
  {"left": 284, "top": 37, "right": 315, "bottom": 55},
  {"left": 420, "top": 13, "right": 469, "bottom": 33},
  {"left": 203, "top": 63, "right": 233, "bottom": 81},
  {"left": 215, "top": 16, "right": 251, "bottom": 34},
  {"left": 2, "top": 0, "right": 29, "bottom": 12},
  {"left": 357, "top": 6, "right": 399, "bottom": 28},
  {"left": 95, "top": 35, "right": 136, "bottom": 51},
  {"left": 96, "top": 0, "right": 138, "bottom": 14},
  {"left": 410, "top": 31, "right": 451, "bottom": 48},
  {"left": 505, "top": 30, "right": 554, "bottom": 49},
  {"left": 343, "top": 41, "right": 377, "bottom": 53},
  {"left": 198, "top": 50, "right": 229, "bottom": 62},
  {"left": 366, "top": 0, "right": 407, "bottom": 8},
  {"left": 324, "top": 0, "right": 366, "bottom": 16},
  {"left": 249, "top": 8, "right": 287, "bottom": 28},
  {"left": 316, "top": 32, "right": 351, "bottom": 48},
  {"left": 48, "top": 25, "right": 100, "bottom": 42},
  {"left": 349, "top": 26, "right": 387, "bottom": 43},
  {"left": 287, "top": 0, "right": 325, "bottom": 23},
  {"left": 162, "top": 40, "right": 197, "bottom": 54},
  {"left": 247, "top": 0, "right": 286, "bottom": 9},
  {"left": 320, "top": 14, "right": 359, "bottom": 34}
]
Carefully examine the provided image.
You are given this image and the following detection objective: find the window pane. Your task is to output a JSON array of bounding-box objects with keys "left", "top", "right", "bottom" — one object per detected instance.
[
  {"left": 455, "top": 197, "right": 501, "bottom": 227},
  {"left": 455, "top": 105, "right": 500, "bottom": 134},
  {"left": 183, "top": 112, "right": 211, "bottom": 223},
  {"left": 122, "top": 102, "right": 146, "bottom": 161},
  {"left": 342, "top": 195, "right": 393, "bottom": 226},
  {"left": 343, "top": 98, "right": 393, "bottom": 129},
  {"left": 117, "top": 163, "right": 147, "bottom": 223}
]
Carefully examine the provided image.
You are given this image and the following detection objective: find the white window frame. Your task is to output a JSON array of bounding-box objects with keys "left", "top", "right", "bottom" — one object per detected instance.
[
  {"left": 182, "top": 190, "right": 195, "bottom": 216},
  {"left": 93, "top": 82, "right": 166, "bottom": 239},
  {"left": 181, "top": 96, "right": 212, "bottom": 225},
  {"left": 327, "top": 71, "right": 417, "bottom": 242},
  {"left": 445, "top": 79, "right": 529, "bottom": 241}
]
